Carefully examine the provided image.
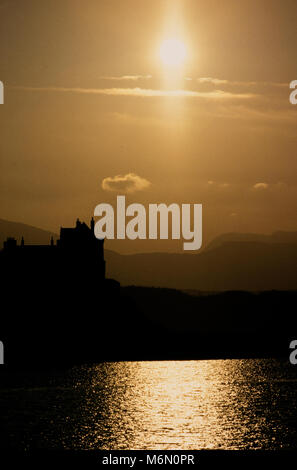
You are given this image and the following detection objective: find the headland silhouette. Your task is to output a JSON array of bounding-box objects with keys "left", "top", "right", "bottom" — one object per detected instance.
[{"left": 0, "top": 217, "right": 296, "bottom": 367}]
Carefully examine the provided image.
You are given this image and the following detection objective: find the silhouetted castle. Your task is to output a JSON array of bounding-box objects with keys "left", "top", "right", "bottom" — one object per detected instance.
[
  {"left": 1, "top": 218, "right": 107, "bottom": 286},
  {"left": 1, "top": 218, "right": 121, "bottom": 366}
]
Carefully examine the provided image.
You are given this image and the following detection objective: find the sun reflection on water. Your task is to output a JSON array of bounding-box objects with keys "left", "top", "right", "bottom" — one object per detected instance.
[{"left": 65, "top": 359, "right": 297, "bottom": 450}]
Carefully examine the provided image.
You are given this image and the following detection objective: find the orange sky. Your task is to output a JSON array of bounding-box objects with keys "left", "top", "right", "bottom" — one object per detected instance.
[{"left": 0, "top": 0, "right": 297, "bottom": 253}]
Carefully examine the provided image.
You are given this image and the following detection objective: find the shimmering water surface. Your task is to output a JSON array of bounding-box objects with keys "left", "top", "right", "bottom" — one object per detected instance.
[{"left": 1, "top": 359, "right": 297, "bottom": 450}]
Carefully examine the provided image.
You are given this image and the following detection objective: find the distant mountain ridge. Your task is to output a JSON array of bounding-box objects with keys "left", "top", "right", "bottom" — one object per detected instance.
[
  {"left": 105, "top": 231, "right": 297, "bottom": 291},
  {"left": 105, "top": 241, "right": 297, "bottom": 291},
  {"left": 205, "top": 231, "right": 297, "bottom": 251},
  {"left": 1, "top": 218, "right": 297, "bottom": 290},
  {"left": 0, "top": 218, "right": 57, "bottom": 247}
]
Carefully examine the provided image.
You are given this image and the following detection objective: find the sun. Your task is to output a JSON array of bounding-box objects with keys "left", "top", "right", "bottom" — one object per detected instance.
[{"left": 159, "top": 39, "right": 187, "bottom": 67}]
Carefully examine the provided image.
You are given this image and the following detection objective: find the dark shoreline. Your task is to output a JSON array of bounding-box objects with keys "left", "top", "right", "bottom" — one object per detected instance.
[
  {"left": 1, "top": 287, "right": 296, "bottom": 368},
  {"left": 0, "top": 353, "right": 290, "bottom": 376}
]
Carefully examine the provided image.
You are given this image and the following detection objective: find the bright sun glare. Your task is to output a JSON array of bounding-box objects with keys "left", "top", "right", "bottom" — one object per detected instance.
[{"left": 159, "top": 39, "right": 187, "bottom": 67}]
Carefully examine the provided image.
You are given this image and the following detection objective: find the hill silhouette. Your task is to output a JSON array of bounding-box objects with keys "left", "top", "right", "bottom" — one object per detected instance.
[
  {"left": 204, "top": 231, "right": 297, "bottom": 251},
  {"left": 105, "top": 241, "right": 297, "bottom": 291},
  {"left": 1, "top": 219, "right": 297, "bottom": 291},
  {"left": 121, "top": 286, "right": 297, "bottom": 359},
  {"left": 0, "top": 218, "right": 57, "bottom": 247},
  {"left": 0, "top": 218, "right": 296, "bottom": 366}
]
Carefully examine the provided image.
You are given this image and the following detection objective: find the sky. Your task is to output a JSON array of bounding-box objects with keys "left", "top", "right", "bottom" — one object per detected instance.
[{"left": 0, "top": 0, "right": 297, "bottom": 253}]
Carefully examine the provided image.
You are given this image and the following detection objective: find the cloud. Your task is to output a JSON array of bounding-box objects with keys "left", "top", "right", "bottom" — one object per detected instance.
[
  {"left": 102, "top": 173, "right": 151, "bottom": 194},
  {"left": 198, "top": 77, "right": 229, "bottom": 85},
  {"left": 197, "top": 77, "right": 287, "bottom": 87},
  {"left": 208, "top": 180, "right": 230, "bottom": 188},
  {"left": 99, "top": 75, "right": 152, "bottom": 81},
  {"left": 253, "top": 182, "right": 269, "bottom": 190},
  {"left": 11, "top": 86, "right": 255, "bottom": 100},
  {"left": 252, "top": 182, "right": 287, "bottom": 191}
]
